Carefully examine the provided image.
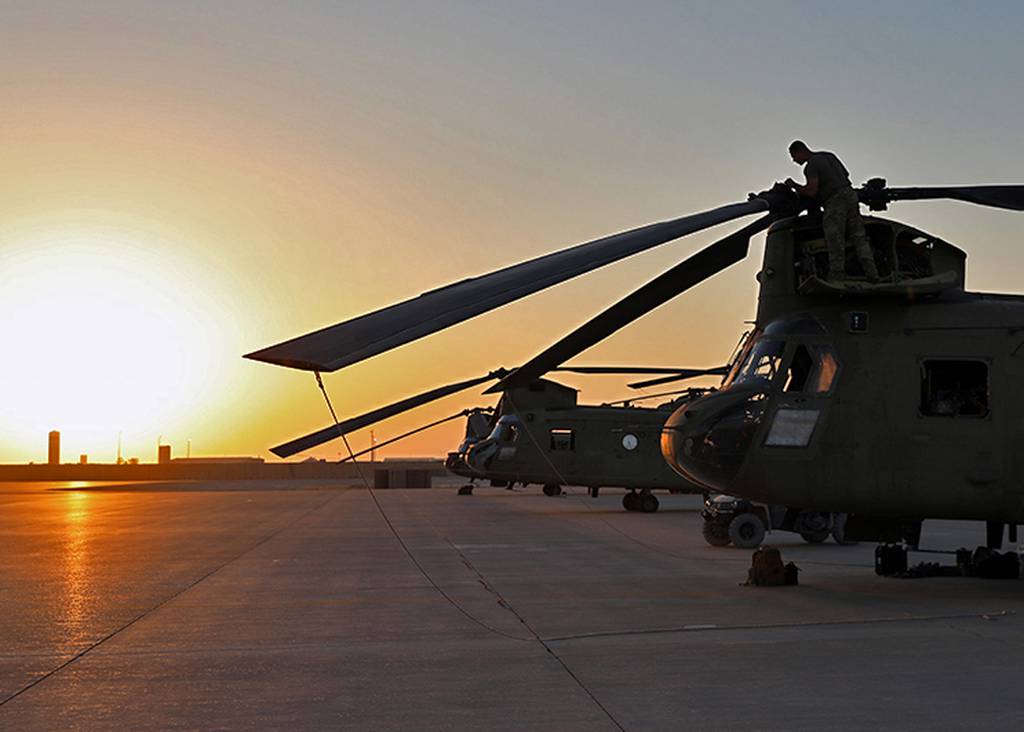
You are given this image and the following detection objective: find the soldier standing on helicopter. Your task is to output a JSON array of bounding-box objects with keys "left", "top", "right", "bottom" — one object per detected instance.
[{"left": 785, "top": 140, "right": 879, "bottom": 282}]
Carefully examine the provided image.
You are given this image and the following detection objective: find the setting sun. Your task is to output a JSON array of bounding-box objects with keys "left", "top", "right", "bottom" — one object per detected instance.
[{"left": 0, "top": 225, "right": 228, "bottom": 462}]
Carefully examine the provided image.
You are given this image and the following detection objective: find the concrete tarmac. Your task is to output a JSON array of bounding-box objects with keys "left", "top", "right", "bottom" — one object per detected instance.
[{"left": 0, "top": 480, "right": 1021, "bottom": 730}]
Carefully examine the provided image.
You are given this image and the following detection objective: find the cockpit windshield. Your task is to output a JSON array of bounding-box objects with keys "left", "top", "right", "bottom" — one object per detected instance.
[
  {"left": 725, "top": 336, "right": 841, "bottom": 394},
  {"left": 731, "top": 339, "right": 785, "bottom": 387},
  {"left": 486, "top": 416, "right": 521, "bottom": 444}
]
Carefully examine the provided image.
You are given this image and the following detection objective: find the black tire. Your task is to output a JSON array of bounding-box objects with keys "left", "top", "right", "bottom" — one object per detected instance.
[
  {"left": 589, "top": 486, "right": 600, "bottom": 498},
  {"left": 728, "top": 513, "right": 766, "bottom": 549},
  {"left": 457, "top": 485, "right": 473, "bottom": 496},
  {"left": 542, "top": 484, "right": 562, "bottom": 497},
  {"left": 622, "top": 491, "right": 640, "bottom": 511},
  {"left": 801, "top": 530, "right": 830, "bottom": 544},
  {"left": 702, "top": 520, "right": 731, "bottom": 547},
  {"left": 639, "top": 493, "right": 660, "bottom": 513}
]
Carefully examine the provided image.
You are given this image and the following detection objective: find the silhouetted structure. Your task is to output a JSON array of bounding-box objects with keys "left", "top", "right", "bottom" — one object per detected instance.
[
  {"left": 47, "top": 431, "right": 60, "bottom": 465},
  {"left": 158, "top": 445, "right": 171, "bottom": 464}
]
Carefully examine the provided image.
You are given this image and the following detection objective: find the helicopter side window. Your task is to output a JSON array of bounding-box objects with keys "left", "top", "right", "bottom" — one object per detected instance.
[
  {"left": 549, "top": 428, "right": 575, "bottom": 451},
  {"left": 920, "top": 360, "right": 989, "bottom": 418},
  {"left": 733, "top": 339, "right": 785, "bottom": 387},
  {"left": 809, "top": 346, "right": 839, "bottom": 393},
  {"left": 783, "top": 345, "right": 814, "bottom": 392}
]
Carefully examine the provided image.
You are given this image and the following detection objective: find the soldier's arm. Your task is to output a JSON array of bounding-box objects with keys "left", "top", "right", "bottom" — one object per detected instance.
[
  {"left": 786, "top": 174, "right": 819, "bottom": 198},
  {"left": 786, "top": 157, "right": 820, "bottom": 198}
]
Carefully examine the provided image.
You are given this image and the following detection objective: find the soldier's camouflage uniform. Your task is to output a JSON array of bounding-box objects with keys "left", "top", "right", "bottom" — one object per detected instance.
[{"left": 823, "top": 187, "right": 878, "bottom": 281}]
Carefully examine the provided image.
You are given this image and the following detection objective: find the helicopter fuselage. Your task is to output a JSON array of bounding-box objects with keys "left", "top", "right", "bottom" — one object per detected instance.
[
  {"left": 457, "top": 380, "right": 702, "bottom": 494},
  {"left": 664, "top": 215, "right": 1024, "bottom": 524}
]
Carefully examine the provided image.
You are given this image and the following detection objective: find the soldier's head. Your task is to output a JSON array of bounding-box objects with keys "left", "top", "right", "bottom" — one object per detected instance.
[{"left": 788, "top": 140, "right": 811, "bottom": 164}]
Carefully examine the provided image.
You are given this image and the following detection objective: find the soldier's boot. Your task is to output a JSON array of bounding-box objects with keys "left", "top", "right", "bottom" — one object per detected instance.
[{"left": 859, "top": 256, "right": 879, "bottom": 283}]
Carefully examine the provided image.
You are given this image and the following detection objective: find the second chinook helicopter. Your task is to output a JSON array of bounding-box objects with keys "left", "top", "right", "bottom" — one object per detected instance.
[{"left": 270, "top": 365, "right": 725, "bottom": 512}]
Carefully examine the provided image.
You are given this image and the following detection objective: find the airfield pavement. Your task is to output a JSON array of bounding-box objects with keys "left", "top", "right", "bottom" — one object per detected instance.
[{"left": 0, "top": 479, "right": 1022, "bottom": 731}]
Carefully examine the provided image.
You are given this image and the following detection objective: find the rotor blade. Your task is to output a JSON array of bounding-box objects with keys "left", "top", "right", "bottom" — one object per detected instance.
[
  {"left": 627, "top": 366, "right": 730, "bottom": 389},
  {"left": 244, "top": 199, "right": 768, "bottom": 372},
  {"left": 603, "top": 388, "right": 707, "bottom": 406},
  {"left": 489, "top": 214, "right": 776, "bottom": 393},
  {"left": 553, "top": 365, "right": 713, "bottom": 375},
  {"left": 270, "top": 371, "right": 504, "bottom": 458},
  {"left": 340, "top": 409, "right": 478, "bottom": 462},
  {"left": 860, "top": 180, "right": 1024, "bottom": 212}
]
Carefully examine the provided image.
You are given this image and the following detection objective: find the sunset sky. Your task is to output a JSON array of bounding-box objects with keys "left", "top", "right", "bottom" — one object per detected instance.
[{"left": 2, "top": 1, "right": 1023, "bottom": 463}]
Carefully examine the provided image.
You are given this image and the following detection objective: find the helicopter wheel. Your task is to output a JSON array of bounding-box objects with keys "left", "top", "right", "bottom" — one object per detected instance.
[
  {"left": 589, "top": 486, "right": 600, "bottom": 498},
  {"left": 638, "top": 491, "right": 660, "bottom": 513},
  {"left": 542, "top": 484, "right": 562, "bottom": 497},
  {"left": 457, "top": 484, "right": 474, "bottom": 496},
  {"left": 728, "top": 513, "right": 766, "bottom": 549},
  {"left": 702, "top": 520, "right": 731, "bottom": 547},
  {"left": 622, "top": 491, "right": 640, "bottom": 511}
]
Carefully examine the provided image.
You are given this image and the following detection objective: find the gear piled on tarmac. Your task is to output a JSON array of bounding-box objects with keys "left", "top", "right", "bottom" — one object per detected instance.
[{"left": 745, "top": 546, "right": 800, "bottom": 586}]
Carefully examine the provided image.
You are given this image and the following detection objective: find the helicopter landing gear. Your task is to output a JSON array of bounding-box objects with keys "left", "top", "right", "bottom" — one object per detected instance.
[
  {"left": 702, "top": 520, "right": 731, "bottom": 546},
  {"left": 542, "top": 483, "right": 562, "bottom": 497},
  {"left": 623, "top": 489, "right": 659, "bottom": 512},
  {"left": 589, "top": 486, "right": 600, "bottom": 498},
  {"left": 457, "top": 484, "right": 474, "bottom": 496},
  {"left": 728, "top": 513, "right": 766, "bottom": 549}
]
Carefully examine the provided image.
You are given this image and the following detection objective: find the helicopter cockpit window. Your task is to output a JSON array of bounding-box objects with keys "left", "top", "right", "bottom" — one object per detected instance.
[
  {"left": 549, "top": 428, "right": 575, "bottom": 451},
  {"left": 733, "top": 339, "right": 785, "bottom": 387},
  {"left": 810, "top": 346, "right": 839, "bottom": 393},
  {"left": 920, "top": 360, "right": 988, "bottom": 418},
  {"left": 488, "top": 417, "right": 522, "bottom": 444},
  {"left": 783, "top": 345, "right": 814, "bottom": 392},
  {"left": 781, "top": 343, "right": 840, "bottom": 394}
]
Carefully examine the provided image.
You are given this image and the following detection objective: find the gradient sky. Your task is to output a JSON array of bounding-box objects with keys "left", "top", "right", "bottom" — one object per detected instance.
[{"left": 2, "top": 1, "right": 1023, "bottom": 463}]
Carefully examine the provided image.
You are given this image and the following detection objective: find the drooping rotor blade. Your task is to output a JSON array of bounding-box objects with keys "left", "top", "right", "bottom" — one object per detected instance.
[
  {"left": 859, "top": 179, "right": 1024, "bottom": 212},
  {"left": 245, "top": 199, "right": 769, "bottom": 372},
  {"left": 271, "top": 371, "right": 505, "bottom": 458},
  {"left": 489, "top": 214, "right": 776, "bottom": 393},
  {"left": 628, "top": 366, "right": 730, "bottom": 389},
  {"left": 553, "top": 365, "right": 713, "bottom": 375},
  {"left": 340, "top": 409, "right": 484, "bottom": 462},
  {"left": 603, "top": 387, "right": 708, "bottom": 406}
]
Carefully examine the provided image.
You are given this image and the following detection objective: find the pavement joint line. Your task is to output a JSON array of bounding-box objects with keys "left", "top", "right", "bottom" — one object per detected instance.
[
  {"left": 542, "top": 609, "right": 1016, "bottom": 643},
  {"left": 441, "top": 537, "right": 626, "bottom": 732},
  {"left": 0, "top": 492, "right": 339, "bottom": 708}
]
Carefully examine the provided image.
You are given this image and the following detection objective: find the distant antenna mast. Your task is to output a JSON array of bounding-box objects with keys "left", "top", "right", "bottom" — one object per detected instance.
[
  {"left": 370, "top": 430, "right": 377, "bottom": 462},
  {"left": 117, "top": 431, "right": 123, "bottom": 465},
  {"left": 187, "top": 439, "right": 192, "bottom": 458}
]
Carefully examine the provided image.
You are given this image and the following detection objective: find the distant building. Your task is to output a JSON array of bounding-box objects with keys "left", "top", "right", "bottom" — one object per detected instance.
[
  {"left": 79, "top": 454, "right": 88, "bottom": 465},
  {"left": 158, "top": 445, "right": 171, "bottom": 464},
  {"left": 48, "top": 431, "right": 60, "bottom": 465}
]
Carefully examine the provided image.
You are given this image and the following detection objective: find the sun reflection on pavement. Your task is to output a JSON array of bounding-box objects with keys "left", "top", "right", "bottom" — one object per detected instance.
[{"left": 60, "top": 491, "right": 92, "bottom": 648}]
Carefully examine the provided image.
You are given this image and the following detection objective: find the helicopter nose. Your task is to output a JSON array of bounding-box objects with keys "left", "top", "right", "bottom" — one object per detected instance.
[
  {"left": 661, "top": 389, "right": 769, "bottom": 492},
  {"left": 466, "top": 440, "right": 496, "bottom": 474}
]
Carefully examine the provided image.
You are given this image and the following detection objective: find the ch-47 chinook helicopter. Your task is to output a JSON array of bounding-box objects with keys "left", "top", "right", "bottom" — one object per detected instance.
[
  {"left": 246, "top": 178, "right": 1024, "bottom": 566},
  {"left": 268, "top": 363, "right": 726, "bottom": 512}
]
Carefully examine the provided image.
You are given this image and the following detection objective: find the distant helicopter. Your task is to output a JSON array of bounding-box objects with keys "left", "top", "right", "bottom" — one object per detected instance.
[
  {"left": 270, "top": 365, "right": 726, "bottom": 512},
  {"left": 246, "top": 179, "right": 1024, "bottom": 562}
]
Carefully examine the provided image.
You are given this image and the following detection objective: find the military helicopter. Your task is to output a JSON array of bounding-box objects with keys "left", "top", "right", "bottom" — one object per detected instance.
[
  {"left": 246, "top": 178, "right": 1024, "bottom": 563},
  {"left": 269, "top": 364, "right": 726, "bottom": 512}
]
